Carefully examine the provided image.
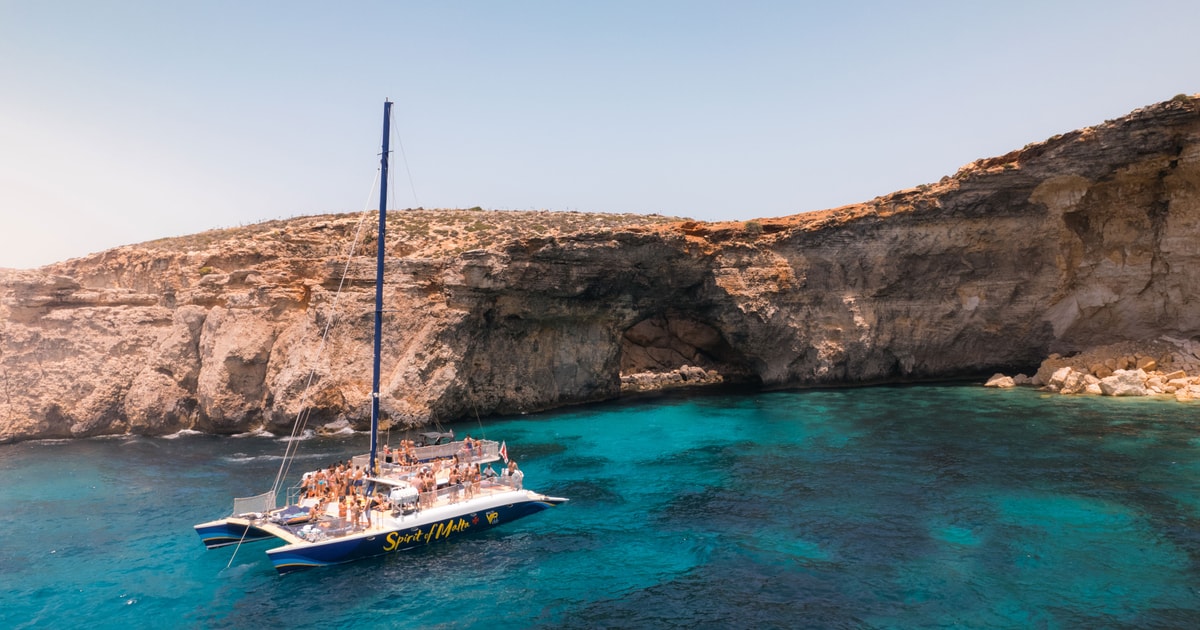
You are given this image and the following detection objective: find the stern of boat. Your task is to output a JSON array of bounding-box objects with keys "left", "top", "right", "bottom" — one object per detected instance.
[{"left": 194, "top": 517, "right": 279, "bottom": 549}]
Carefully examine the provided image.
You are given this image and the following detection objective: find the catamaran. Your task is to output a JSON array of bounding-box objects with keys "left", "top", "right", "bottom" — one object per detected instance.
[{"left": 194, "top": 100, "right": 566, "bottom": 574}]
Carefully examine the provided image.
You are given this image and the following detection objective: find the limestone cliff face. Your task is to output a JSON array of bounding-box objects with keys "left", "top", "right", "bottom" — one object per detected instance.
[{"left": 2, "top": 95, "right": 1199, "bottom": 442}]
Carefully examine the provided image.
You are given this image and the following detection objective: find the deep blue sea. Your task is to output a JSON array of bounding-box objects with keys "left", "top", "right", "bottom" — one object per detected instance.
[{"left": 3, "top": 384, "right": 1200, "bottom": 628}]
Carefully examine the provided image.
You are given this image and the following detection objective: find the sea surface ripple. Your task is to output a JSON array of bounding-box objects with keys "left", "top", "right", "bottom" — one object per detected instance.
[{"left": 2, "top": 384, "right": 1199, "bottom": 628}]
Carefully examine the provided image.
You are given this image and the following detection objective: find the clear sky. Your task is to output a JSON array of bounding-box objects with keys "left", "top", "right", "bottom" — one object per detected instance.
[{"left": 1, "top": 1, "right": 1197, "bottom": 269}]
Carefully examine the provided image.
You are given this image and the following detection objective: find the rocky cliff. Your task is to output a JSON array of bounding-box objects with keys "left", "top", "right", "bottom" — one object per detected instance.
[{"left": 3, "top": 95, "right": 1199, "bottom": 442}]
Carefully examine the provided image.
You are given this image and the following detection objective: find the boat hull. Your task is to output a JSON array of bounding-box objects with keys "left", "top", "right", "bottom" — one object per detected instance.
[
  {"left": 194, "top": 519, "right": 278, "bottom": 549},
  {"left": 267, "top": 493, "right": 564, "bottom": 574}
]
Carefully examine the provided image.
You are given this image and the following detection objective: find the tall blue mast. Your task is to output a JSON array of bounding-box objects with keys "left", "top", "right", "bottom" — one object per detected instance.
[{"left": 369, "top": 100, "right": 392, "bottom": 476}]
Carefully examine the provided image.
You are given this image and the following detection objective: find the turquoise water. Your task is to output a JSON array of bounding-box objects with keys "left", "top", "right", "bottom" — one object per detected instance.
[{"left": 2, "top": 385, "right": 1200, "bottom": 628}]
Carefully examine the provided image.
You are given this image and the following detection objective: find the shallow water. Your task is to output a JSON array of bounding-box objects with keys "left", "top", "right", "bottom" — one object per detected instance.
[{"left": 2, "top": 385, "right": 1199, "bottom": 628}]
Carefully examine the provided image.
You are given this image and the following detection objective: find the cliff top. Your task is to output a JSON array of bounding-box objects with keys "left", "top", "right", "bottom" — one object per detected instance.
[
  {"left": 656, "top": 93, "right": 1200, "bottom": 250},
  {"left": 15, "top": 93, "right": 1197, "bottom": 275},
  {"left": 127, "top": 208, "right": 684, "bottom": 260}
]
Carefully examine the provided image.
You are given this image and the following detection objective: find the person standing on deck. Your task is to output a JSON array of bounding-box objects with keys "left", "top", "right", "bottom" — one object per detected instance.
[
  {"left": 350, "top": 495, "right": 362, "bottom": 530},
  {"left": 503, "top": 461, "right": 524, "bottom": 489}
]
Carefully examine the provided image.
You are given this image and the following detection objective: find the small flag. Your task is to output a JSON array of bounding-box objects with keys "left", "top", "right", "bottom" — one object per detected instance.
[{"left": 499, "top": 441, "right": 508, "bottom": 464}]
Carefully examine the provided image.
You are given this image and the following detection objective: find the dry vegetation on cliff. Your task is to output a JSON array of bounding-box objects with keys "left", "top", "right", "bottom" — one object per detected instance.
[{"left": 133, "top": 208, "right": 684, "bottom": 262}]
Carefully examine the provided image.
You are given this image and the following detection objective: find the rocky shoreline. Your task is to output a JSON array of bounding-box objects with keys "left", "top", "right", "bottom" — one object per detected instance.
[
  {"left": 985, "top": 338, "right": 1200, "bottom": 401},
  {"left": 619, "top": 365, "right": 725, "bottom": 392}
]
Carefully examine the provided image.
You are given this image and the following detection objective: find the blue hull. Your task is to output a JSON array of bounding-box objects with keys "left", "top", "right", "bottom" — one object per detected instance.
[
  {"left": 194, "top": 520, "right": 276, "bottom": 549},
  {"left": 268, "top": 498, "right": 559, "bottom": 574}
]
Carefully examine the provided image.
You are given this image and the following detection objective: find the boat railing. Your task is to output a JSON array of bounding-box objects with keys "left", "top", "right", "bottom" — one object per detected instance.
[
  {"left": 411, "top": 439, "right": 499, "bottom": 462},
  {"left": 232, "top": 490, "right": 277, "bottom": 517},
  {"left": 471, "top": 440, "right": 500, "bottom": 462},
  {"left": 427, "top": 479, "right": 485, "bottom": 506},
  {"left": 350, "top": 439, "right": 501, "bottom": 473},
  {"left": 495, "top": 475, "right": 523, "bottom": 490}
]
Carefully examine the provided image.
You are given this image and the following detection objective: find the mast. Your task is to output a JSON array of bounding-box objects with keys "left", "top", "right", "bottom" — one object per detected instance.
[{"left": 369, "top": 100, "right": 392, "bottom": 476}]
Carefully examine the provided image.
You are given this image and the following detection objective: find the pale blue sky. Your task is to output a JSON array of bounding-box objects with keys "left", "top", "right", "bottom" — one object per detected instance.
[{"left": 1, "top": 1, "right": 1196, "bottom": 268}]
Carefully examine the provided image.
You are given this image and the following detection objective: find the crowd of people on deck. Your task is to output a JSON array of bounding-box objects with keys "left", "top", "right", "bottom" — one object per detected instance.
[
  {"left": 299, "top": 461, "right": 383, "bottom": 529},
  {"left": 296, "top": 436, "right": 523, "bottom": 530},
  {"left": 380, "top": 440, "right": 417, "bottom": 466}
]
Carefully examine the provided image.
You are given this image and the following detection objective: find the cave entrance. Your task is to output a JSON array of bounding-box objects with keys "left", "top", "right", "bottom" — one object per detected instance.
[{"left": 618, "top": 314, "right": 755, "bottom": 392}]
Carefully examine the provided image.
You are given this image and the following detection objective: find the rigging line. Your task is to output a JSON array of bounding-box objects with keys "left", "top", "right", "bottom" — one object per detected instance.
[
  {"left": 391, "top": 114, "right": 420, "bottom": 208},
  {"left": 224, "top": 519, "right": 255, "bottom": 570},
  {"left": 470, "top": 399, "right": 487, "bottom": 443},
  {"left": 269, "top": 170, "right": 381, "bottom": 496},
  {"left": 272, "top": 186, "right": 375, "bottom": 494},
  {"left": 273, "top": 171, "right": 378, "bottom": 491}
]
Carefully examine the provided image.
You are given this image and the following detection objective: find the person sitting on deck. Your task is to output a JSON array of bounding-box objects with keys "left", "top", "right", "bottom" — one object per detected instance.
[{"left": 477, "top": 460, "right": 496, "bottom": 487}]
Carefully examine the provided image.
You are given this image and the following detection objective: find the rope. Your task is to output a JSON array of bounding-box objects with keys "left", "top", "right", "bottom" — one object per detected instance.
[
  {"left": 269, "top": 171, "right": 381, "bottom": 497},
  {"left": 391, "top": 108, "right": 420, "bottom": 207},
  {"left": 224, "top": 517, "right": 255, "bottom": 570},
  {"left": 268, "top": 109, "right": 420, "bottom": 501},
  {"left": 471, "top": 399, "right": 487, "bottom": 443}
]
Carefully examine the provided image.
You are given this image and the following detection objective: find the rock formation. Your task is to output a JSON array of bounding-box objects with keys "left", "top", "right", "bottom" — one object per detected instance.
[
  {"left": 987, "top": 338, "right": 1200, "bottom": 401},
  {"left": 3, "top": 95, "right": 1200, "bottom": 442}
]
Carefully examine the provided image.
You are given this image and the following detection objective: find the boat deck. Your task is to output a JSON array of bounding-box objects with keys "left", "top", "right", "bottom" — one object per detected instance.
[
  {"left": 223, "top": 517, "right": 307, "bottom": 545},
  {"left": 276, "top": 476, "right": 524, "bottom": 542},
  {"left": 206, "top": 439, "right": 528, "bottom": 549}
]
